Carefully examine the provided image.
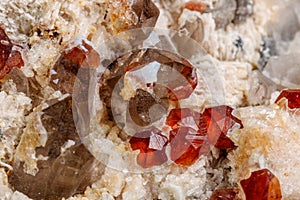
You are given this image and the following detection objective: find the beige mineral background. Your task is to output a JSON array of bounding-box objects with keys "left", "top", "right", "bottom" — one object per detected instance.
[{"left": 0, "top": 0, "right": 299, "bottom": 199}]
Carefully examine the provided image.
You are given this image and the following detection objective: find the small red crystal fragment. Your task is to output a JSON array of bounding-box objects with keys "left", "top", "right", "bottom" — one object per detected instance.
[
  {"left": 167, "top": 66, "right": 198, "bottom": 101},
  {"left": 241, "top": 169, "right": 282, "bottom": 200},
  {"left": 275, "top": 89, "right": 300, "bottom": 109},
  {"left": 203, "top": 105, "right": 243, "bottom": 149},
  {"left": 166, "top": 108, "right": 201, "bottom": 129},
  {"left": 0, "top": 26, "right": 24, "bottom": 79},
  {"left": 185, "top": 1, "right": 208, "bottom": 13},
  {"left": 169, "top": 126, "right": 208, "bottom": 166},
  {"left": 62, "top": 41, "right": 100, "bottom": 70},
  {"left": 129, "top": 127, "right": 168, "bottom": 168},
  {"left": 210, "top": 189, "right": 239, "bottom": 200}
]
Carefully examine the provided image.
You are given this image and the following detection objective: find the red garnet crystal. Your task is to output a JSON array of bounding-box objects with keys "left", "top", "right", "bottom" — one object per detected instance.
[
  {"left": 275, "top": 89, "right": 300, "bottom": 109},
  {"left": 169, "top": 126, "right": 208, "bottom": 166},
  {"left": 185, "top": 1, "right": 208, "bottom": 13},
  {"left": 203, "top": 105, "right": 243, "bottom": 149},
  {"left": 129, "top": 127, "right": 168, "bottom": 168},
  {"left": 240, "top": 169, "right": 282, "bottom": 200},
  {"left": 0, "top": 26, "right": 24, "bottom": 79},
  {"left": 210, "top": 189, "right": 239, "bottom": 200},
  {"left": 165, "top": 108, "right": 202, "bottom": 130}
]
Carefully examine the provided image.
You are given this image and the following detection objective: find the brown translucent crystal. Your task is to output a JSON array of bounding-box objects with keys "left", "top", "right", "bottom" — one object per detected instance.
[
  {"left": 51, "top": 40, "right": 100, "bottom": 94},
  {"left": 240, "top": 169, "right": 282, "bottom": 200},
  {"left": 275, "top": 89, "right": 300, "bottom": 109},
  {"left": 129, "top": 127, "right": 168, "bottom": 168},
  {"left": 210, "top": 189, "right": 240, "bottom": 200},
  {"left": 0, "top": 26, "right": 24, "bottom": 79},
  {"left": 9, "top": 97, "right": 104, "bottom": 200},
  {"left": 129, "top": 89, "right": 168, "bottom": 126},
  {"left": 131, "top": 0, "right": 160, "bottom": 28}
]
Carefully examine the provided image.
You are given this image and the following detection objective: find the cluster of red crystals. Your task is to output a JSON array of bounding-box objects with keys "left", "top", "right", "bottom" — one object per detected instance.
[
  {"left": 129, "top": 127, "right": 168, "bottom": 168},
  {"left": 275, "top": 89, "right": 300, "bottom": 109},
  {"left": 185, "top": 1, "right": 208, "bottom": 13},
  {"left": 210, "top": 189, "right": 239, "bottom": 200},
  {"left": 240, "top": 169, "right": 282, "bottom": 200},
  {"left": 203, "top": 105, "right": 243, "bottom": 149},
  {"left": 130, "top": 105, "right": 243, "bottom": 168},
  {"left": 0, "top": 26, "right": 24, "bottom": 79}
]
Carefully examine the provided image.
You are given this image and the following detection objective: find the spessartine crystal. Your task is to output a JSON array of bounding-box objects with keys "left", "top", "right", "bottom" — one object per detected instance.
[
  {"left": 129, "top": 127, "right": 168, "bottom": 168},
  {"left": 240, "top": 169, "right": 282, "bottom": 200},
  {"left": 129, "top": 105, "right": 243, "bottom": 168},
  {"left": 203, "top": 105, "right": 243, "bottom": 149},
  {"left": 0, "top": 26, "right": 24, "bottom": 79},
  {"left": 275, "top": 89, "right": 300, "bottom": 109}
]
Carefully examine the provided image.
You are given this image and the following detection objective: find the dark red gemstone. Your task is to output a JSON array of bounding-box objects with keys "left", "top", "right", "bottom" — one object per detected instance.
[
  {"left": 203, "top": 105, "right": 243, "bottom": 149},
  {"left": 0, "top": 27, "right": 24, "bottom": 79},
  {"left": 275, "top": 89, "right": 300, "bottom": 109},
  {"left": 129, "top": 127, "right": 168, "bottom": 168},
  {"left": 169, "top": 126, "right": 208, "bottom": 166},
  {"left": 210, "top": 189, "right": 239, "bottom": 200},
  {"left": 240, "top": 169, "right": 282, "bottom": 200}
]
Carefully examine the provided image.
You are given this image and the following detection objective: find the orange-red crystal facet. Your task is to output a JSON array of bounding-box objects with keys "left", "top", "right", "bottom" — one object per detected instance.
[
  {"left": 129, "top": 127, "right": 168, "bottom": 168},
  {"left": 185, "top": 1, "right": 208, "bottom": 13},
  {"left": 203, "top": 105, "right": 243, "bottom": 149},
  {"left": 240, "top": 169, "right": 282, "bottom": 200},
  {"left": 169, "top": 126, "right": 207, "bottom": 165},
  {"left": 275, "top": 89, "right": 300, "bottom": 109}
]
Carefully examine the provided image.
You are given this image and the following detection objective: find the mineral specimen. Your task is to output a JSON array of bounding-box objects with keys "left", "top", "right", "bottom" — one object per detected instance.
[
  {"left": 240, "top": 169, "right": 282, "bottom": 200},
  {"left": 99, "top": 48, "right": 198, "bottom": 123}
]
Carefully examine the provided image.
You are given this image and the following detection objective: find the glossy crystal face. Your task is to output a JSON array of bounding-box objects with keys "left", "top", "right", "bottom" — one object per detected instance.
[
  {"left": 241, "top": 169, "right": 282, "bottom": 200},
  {"left": 275, "top": 89, "right": 300, "bottom": 109}
]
